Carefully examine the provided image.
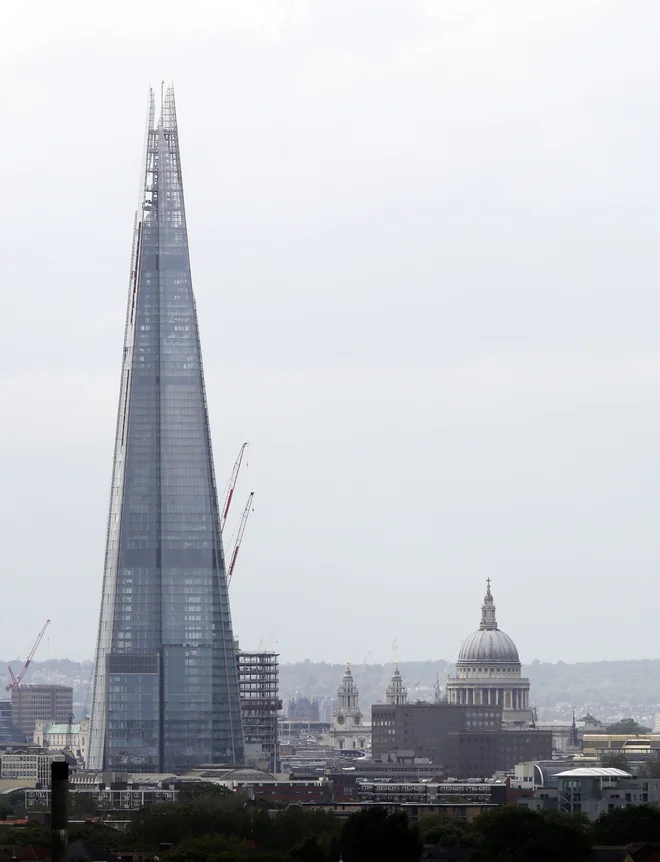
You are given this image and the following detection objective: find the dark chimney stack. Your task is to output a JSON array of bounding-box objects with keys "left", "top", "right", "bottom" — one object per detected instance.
[{"left": 51, "top": 761, "right": 69, "bottom": 862}]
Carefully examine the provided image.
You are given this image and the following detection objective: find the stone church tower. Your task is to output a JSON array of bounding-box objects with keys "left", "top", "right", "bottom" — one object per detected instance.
[
  {"left": 329, "top": 664, "right": 368, "bottom": 751},
  {"left": 385, "top": 663, "right": 408, "bottom": 705}
]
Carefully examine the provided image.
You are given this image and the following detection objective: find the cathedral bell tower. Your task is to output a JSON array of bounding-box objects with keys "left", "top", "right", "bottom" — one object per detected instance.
[
  {"left": 385, "top": 663, "right": 408, "bottom": 706},
  {"left": 329, "top": 663, "right": 368, "bottom": 752}
]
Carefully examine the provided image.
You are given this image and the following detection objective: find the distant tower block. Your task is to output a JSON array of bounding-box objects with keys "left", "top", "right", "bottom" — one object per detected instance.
[{"left": 88, "top": 88, "right": 245, "bottom": 772}]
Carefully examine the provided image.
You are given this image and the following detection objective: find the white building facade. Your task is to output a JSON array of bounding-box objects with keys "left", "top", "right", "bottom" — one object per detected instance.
[{"left": 33, "top": 718, "right": 89, "bottom": 764}]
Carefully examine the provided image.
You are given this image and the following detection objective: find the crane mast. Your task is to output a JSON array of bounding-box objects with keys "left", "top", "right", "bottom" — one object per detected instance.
[
  {"left": 221, "top": 442, "right": 248, "bottom": 531},
  {"left": 227, "top": 492, "right": 254, "bottom": 584},
  {"left": 7, "top": 619, "right": 51, "bottom": 691}
]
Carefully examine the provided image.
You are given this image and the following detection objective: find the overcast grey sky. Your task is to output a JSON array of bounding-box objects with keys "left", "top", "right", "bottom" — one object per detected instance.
[{"left": 1, "top": 0, "right": 659, "bottom": 667}]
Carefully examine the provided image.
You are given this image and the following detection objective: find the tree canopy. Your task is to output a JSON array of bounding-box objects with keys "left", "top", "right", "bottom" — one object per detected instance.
[
  {"left": 469, "top": 807, "right": 592, "bottom": 862},
  {"left": 606, "top": 717, "right": 650, "bottom": 734},
  {"left": 340, "top": 808, "right": 421, "bottom": 862},
  {"left": 14, "top": 787, "right": 660, "bottom": 862},
  {"left": 600, "top": 752, "right": 631, "bottom": 771},
  {"left": 593, "top": 805, "right": 660, "bottom": 845},
  {"left": 130, "top": 798, "right": 340, "bottom": 854},
  {"left": 419, "top": 806, "right": 593, "bottom": 862}
]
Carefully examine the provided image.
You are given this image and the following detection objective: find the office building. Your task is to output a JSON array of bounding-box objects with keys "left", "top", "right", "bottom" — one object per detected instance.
[
  {"left": 11, "top": 686, "right": 73, "bottom": 740},
  {"left": 88, "top": 87, "right": 244, "bottom": 771},
  {"left": 448, "top": 728, "right": 553, "bottom": 778},
  {"left": 372, "top": 702, "right": 502, "bottom": 763},
  {"left": 0, "top": 750, "right": 62, "bottom": 784},
  {"left": 371, "top": 701, "right": 551, "bottom": 777},
  {"left": 0, "top": 700, "right": 15, "bottom": 742}
]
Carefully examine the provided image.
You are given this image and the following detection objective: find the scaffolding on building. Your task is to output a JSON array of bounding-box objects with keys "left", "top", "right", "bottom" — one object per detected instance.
[{"left": 237, "top": 652, "right": 282, "bottom": 773}]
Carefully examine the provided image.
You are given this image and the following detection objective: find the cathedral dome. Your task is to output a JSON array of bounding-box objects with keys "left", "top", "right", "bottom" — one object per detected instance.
[
  {"left": 456, "top": 580, "right": 520, "bottom": 666},
  {"left": 457, "top": 627, "right": 519, "bottom": 664},
  {"left": 447, "top": 581, "right": 531, "bottom": 721}
]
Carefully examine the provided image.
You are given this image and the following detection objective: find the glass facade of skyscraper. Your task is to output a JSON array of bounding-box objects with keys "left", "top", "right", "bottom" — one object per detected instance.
[{"left": 88, "top": 88, "right": 245, "bottom": 771}]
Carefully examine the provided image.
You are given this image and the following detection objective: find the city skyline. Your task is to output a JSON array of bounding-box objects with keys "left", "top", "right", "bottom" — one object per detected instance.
[{"left": 88, "top": 88, "right": 244, "bottom": 771}]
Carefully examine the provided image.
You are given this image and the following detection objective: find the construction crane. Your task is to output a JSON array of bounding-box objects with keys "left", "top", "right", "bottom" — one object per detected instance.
[
  {"left": 227, "top": 492, "right": 254, "bottom": 584},
  {"left": 6, "top": 620, "right": 51, "bottom": 691},
  {"left": 221, "top": 442, "right": 248, "bottom": 531},
  {"left": 358, "top": 651, "right": 372, "bottom": 686},
  {"left": 65, "top": 712, "right": 75, "bottom": 754}
]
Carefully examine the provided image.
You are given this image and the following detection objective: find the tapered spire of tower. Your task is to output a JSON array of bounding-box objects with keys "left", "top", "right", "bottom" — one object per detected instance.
[
  {"left": 337, "top": 662, "right": 359, "bottom": 710},
  {"left": 386, "top": 662, "right": 408, "bottom": 705},
  {"left": 89, "top": 87, "right": 244, "bottom": 772},
  {"left": 480, "top": 578, "right": 498, "bottom": 630}
]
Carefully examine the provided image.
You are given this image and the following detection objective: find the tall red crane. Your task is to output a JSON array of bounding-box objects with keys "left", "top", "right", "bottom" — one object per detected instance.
[
  {"left": 227, "top": 492, "right": 254, "bottom": 584},
  {"left": 6, "top": 619, "right": 51, "bottom": 691},
  {"left": 221, "top": 442, "right": 248, "bottom": 531}
]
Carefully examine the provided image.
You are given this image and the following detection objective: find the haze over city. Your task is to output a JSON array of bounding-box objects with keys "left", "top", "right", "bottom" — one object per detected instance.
[{"left": 2, "top": 0, "right": 659, "bottom": 666}]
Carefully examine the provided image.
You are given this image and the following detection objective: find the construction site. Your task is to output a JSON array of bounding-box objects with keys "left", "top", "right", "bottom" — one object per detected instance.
[{"left": 224, "top": 447, "right": 283, "bottom": 775}]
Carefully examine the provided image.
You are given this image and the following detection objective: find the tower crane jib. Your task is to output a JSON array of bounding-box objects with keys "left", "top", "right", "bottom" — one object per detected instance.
[
  {"left": 221, "top": 442, "right": 248, "bottom": 531},
  {"left": 227, "top": 492, "right": 255, "bottom": 584}
]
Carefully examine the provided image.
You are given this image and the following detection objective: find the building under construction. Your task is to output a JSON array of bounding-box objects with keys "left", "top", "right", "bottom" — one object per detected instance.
[{"left": 237, "top": 652, "right": 281, "bottom": 773}]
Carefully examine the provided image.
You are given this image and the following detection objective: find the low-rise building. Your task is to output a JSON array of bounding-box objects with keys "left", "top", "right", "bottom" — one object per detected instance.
[
  {"left": 300, "top": 801, "right": 495, "bottom": 823},
  {"left": 356, "top": 780, "right": 509, "bottom": 806},
  {"left": 0, "top": 750, "right": 61, "bottom": 784},
  {"left": 25, "top": 785, "right": 177, "bottom": 812},
  {"left": 518, "top": 767, "right": 660, "bottom": 820},
  {"left": 33, "top": 719, "right": 89, "bottom": 763},
  {"left": 513, "top": 759, "right": 596, "bottom": 790},
  {"left": 556, "top": 768, "right": 660, "bottom": 819},
  {"left": 341, "top": 750, "right": 445, "bottom": 782},
  {"left": 237, "top": 780, "right": 333, "bottom": 805},
  {"left": 583, "top": 734, "right": 660, "bottom": 759}
]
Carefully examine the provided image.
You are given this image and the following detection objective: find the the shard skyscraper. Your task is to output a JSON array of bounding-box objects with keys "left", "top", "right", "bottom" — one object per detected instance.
[{"left": 89, "top": 88, "right": 244, "bottom": 772}]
